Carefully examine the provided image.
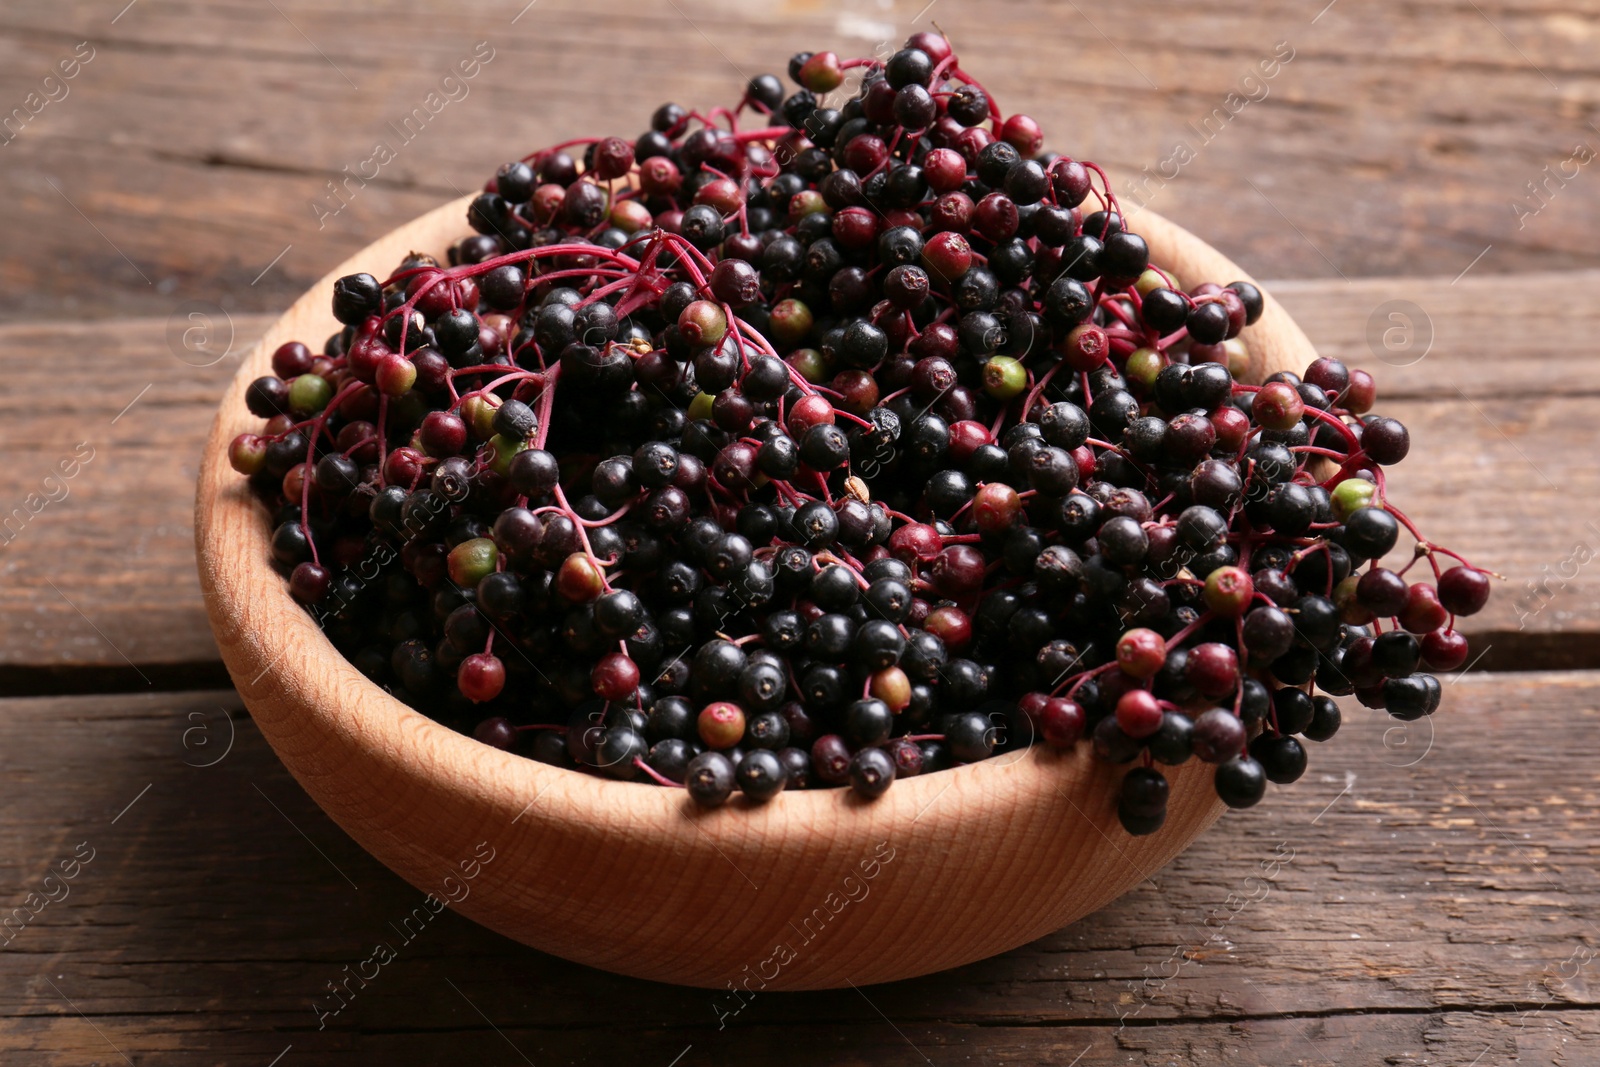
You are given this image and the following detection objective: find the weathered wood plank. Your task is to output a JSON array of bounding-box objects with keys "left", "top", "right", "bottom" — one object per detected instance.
[
  {"left": 0, "top": 270, "right": 1589, "bottom": 673},
  {"left": 1274, "top": 270, "right": 1600, "bottom": 402},
  {"left": 0, "top": 314, "right": 259, "bottom": 682},
  {"left": 5, "top": 1011, "right": 1598, "bottom": 1067},
  {"left": 0, "top": 673, "right": 1593, "bottom": 1061},
  {"left": 0, "top": 0, "right": 1595, "bottom": 322}
]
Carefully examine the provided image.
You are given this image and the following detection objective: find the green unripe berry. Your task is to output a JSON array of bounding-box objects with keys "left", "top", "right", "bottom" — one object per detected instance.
[
  {"left": 1134, "top": 269, "right": 1166, "bottom": 296},
  {"left": 1331, "top": 478, "right": 1378, "bottom": 522},
  {"left": 678, "top": 300, "right": 728, "bottom": 347},
  {"left": 228, "top": 433, "right": 267, "bottom": 476},
  {"left": 686, "top": 391, "right": 715, "bottom": 422},
  {"left": 786, "top": 348, "right": 829, "bottom": 383},
  {"left": 375, "top": 354, "right": 416, "bottom": 398},
  {"left": 461, "top": 394, "right": 500, "bottom": 441},
  {"left": 768, "top": 298, "right": 814, "bottom": 348},
  {"left": 982, "top": 355, "right": 1027, "bottom": 400},
  {"left": 1124, "top": 346, "right": 1166, "bottom": 393},
  {"left": 788, "top": 189, "right": 827, "bottom": 220},
  {"left": 287, "top": 373, "right": 333, "bottom": 416},
  {"left": 447, "top": 537, "right": 499, "bottom": 587},
  {"left": 487, "top": 433, "right": 525, "bottom": 476}
]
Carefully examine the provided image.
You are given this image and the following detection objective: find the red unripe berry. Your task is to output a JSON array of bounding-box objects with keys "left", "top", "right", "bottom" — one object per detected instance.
[
  {"left": 883, "top": 208, "right": 923, "bottom": 230},
  {"left": 419, "top": 410, "right": 468, "bottom": 457},
  {"left": 953, "top": 126, "right": 993, "bottom": 164},
  {"left": 639, "top": 156, "right": 681, "bottom": 196},
  {"left": 785, "top": 393, "right": 836, "bottom": 436},
  {"left": 1303, "top": 356, "right": 1350, "bottom": 398},
  {"left": 1116, "top": 628, "right": 1167, "bottom": 679},
  {"left": 1017, "top": 691, "right": 1050, "bottom": 727},
  {"left": 1115, "top": 688, "right": 1164, "bottom": 738},
  {"left": 1210, "top": 404, "right": 1250, "bottom": 452},
  {"left": 842, "top": 133, "right": 888, "bottom": 174},
  {"left": 1204, "top": 565, "right": 1255, "bottom": 617},
  {"left": 922, "top": 231, "right": 972, "bottom": 280},
  {"left": 1185, "top": 642, "right": 1240, "bottom": 698},
  {"left": 1344, "top": 368, "right": 1377, "bottom": 414},
  {"left": 1071, "top": 445, "right": 1096, "bottom": 481},
  {"left": 1356, "top": 567, "right": 1410, "bottom": 617},
  {"left": 458, "top": 652, "right": 506, "bottom": 703},
  {"left": 337, "top": 383, "right": 379, "bottom": 423},
  {"left": 888, "top": 522, "right": 942, "bottom": 563},
  {"left": 1062, "top": 323, "right": 1109, "bottom": 371},
  {"left": 1218, "top": 289, "right": 1248, "bottom": 338},
  {"left": 383, "top": 446, "right": 426, "bottom": 487},
  {"left": 905, "top": 31, "right": 952, "bottom": 64},
  {"left": 923, "top": 147, "right": 967, "bottom": 192},
  {"left": 1399, "top": 582, "right": 1449, "bottom": 633},
  {"left": 923, "top": 605, "right": 972, "bottom": 652},
  {"left": 973, "top": 482, "right": 1022, "bottom": 536},
  {"left": 830, "top": 369, "right": 879, "bottom": 417},
  {"left": 928, "top": 191, "right": 974, "bottom": 233},
  {"left": 555, "top": 552, "right": 606, "bottom": 602},
  {"left": 531, "top": 183, "right": 565, "bottom": 222},
  {"left": 832, "top": 206, "right": 879, "bottom": 250},
  {"left": 407, "top": 272, "right": 475, "bottom": 319},
  {"left": 1041, "top": 697, "right": 1087, "bottom": 748},
  {"left": 590, "top": 135, "right": 635, "bottom": 180},
  {"left": 1001, "top": 114, "right": 1044, "bottom": 157},
  {"left": 932, "top": 544, "right": 986, "bottom": 596},
  {"left": 345, "top": 335, "right": 389, "bottom": 384},
  {"left": 973, "top": 192, "right": 1019, "bottom": 242},
  {"left": 1421, "top": 627, "right": 1469, "bottom": 670},
  {"left": 698, "top": 701, "right": 747, "bottom": 749},
  {"left": 693, "top": 177, "right": 743, "bottom": 213},
  {"left": 1438, "top": 565, "right": 1491, "bottom": 616},
  {"left": 1252, "top": 380, "right": 1305, "bottom": 431},
  {"left": 799, "top": 50, "right": 844, "bottom": 93},
  {"left": 272, "top": 341, "right": 314, "bottom": 378},
  {"left": 591, "top": 651, "right": 640, "bottom": 702},
  {"left": 1049, "top": 157, "right": 1092, "bottom": 206},
  {"left": 946, "top": 419, "right": 991, "bottom": 464},
  {"left": 863, "top": 78, "right": 898, "bottom": 124}
]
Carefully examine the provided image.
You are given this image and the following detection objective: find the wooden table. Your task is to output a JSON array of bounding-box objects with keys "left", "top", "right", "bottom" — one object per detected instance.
[{"left": 3, "top": 2, "right": 1597, "bottom": 1063}]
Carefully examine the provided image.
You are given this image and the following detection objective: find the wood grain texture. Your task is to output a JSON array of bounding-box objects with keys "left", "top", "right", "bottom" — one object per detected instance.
[
  {"left": 1, "top": 271, "right": 1589, "bottom": 676},
  {"left": 190, "top": 195, "right": 1319, "bottom": 989},
  {"left": 0, "top": 672, "right": 1593, "bottom": 1062},
  {"left": 1, "top": 1, "right": 1596, "bottom": 323}
]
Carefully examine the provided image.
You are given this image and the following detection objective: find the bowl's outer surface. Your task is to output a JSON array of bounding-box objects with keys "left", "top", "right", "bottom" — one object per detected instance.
[{"left": 195, "top": 195, "right": 1318, "bottom": 990}]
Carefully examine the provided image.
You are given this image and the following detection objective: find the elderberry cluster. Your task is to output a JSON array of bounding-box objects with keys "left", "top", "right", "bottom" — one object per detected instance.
[{"left": 227, "top": 33, "right": 1491, "bottom": 832}]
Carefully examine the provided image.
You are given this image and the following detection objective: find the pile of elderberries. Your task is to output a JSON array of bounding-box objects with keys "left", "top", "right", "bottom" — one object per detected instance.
[{"left": 228, "top": 33, "right": 1490, "bottom": 832}]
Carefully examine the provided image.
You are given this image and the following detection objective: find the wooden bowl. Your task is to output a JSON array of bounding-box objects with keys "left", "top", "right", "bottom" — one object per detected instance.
[{"left": 195, "top": 195, "right": 1317, "bottom": 990}]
